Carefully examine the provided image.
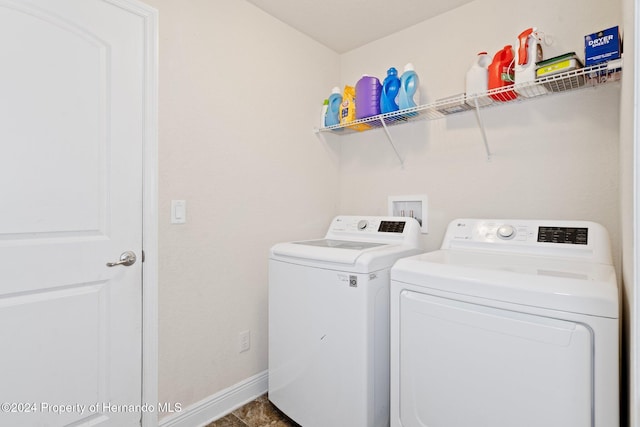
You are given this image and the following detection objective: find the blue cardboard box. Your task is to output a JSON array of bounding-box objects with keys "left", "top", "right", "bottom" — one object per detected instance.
[{"left": 585, "top": 26, "right": 621, "bottom": 66}]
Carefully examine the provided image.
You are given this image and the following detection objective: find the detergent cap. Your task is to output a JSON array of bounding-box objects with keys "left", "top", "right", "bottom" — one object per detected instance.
[
  {"left": 404, "top": 63, "right": 415, "bottom": 72},
  {"left": 331, "top": 86, "right": 340, "bottom": 94}
]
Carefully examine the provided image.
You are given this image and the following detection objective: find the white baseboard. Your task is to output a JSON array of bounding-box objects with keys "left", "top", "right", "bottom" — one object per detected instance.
[{"left": 159, "top": 370, "right": 268, "bottom": 427}]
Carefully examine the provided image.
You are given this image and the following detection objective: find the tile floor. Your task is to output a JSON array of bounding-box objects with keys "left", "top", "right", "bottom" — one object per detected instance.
[{"left": 205, "top": 394, "right": 300, "bottom": 427}]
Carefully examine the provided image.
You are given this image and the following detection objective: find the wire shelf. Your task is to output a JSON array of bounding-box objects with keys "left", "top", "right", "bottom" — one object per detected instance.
[{"left": 317, "top": 62, "right": 622, "bottom": 135}]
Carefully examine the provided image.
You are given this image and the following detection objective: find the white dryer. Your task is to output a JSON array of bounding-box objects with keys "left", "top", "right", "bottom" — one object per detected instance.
[
  {"left": 390, "top": 219, "right": 618, "bottom": 427},
  {"left": 269, "top": 216, "right": 422, "bottom": 427}
]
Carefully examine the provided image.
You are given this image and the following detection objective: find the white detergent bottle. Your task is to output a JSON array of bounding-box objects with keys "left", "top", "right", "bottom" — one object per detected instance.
[
  {"left": 320, "top": 99, "right": 328, "bottom": 128},
  {"left": 465, "top": 52, "right": 493, "bottom": 107}
]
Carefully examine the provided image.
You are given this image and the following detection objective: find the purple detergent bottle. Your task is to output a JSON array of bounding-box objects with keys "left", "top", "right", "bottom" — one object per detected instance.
[
  {"left": 355, "top": 75, "right": 381, "bottom": 119},
  {"left": 380, "top": 67, "right": 400, "bottom": 114}
]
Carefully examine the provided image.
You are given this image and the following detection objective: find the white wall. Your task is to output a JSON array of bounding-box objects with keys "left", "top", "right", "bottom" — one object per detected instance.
[
  {"left": 621, "top": 0, "right": 637, "bottom": 424},
  {"left": 142, "top": 0, "right": 341, "bottom": 415},
  {"left": 144, "top": 0, "right": 628, "bottom": 422},
  {"left": 337, "top": 0, "right": 622, "bottom": 266},
  {"left": 338, "top": 0, "right": 627, "bottom": 422}
]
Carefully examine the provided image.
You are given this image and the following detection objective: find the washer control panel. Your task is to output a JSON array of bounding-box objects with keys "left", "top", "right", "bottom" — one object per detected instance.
[
  {"left": 325, "top": 216, "right": 422, "bottom": 248},
  {"left": 331, "top": 217, "right": 408, "bottom": 234}
]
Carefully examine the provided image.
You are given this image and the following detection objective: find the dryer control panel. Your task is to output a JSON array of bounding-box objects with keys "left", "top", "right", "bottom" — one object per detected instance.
[{"left": 442, "top": 219, "right": 611, "bottom": 264}]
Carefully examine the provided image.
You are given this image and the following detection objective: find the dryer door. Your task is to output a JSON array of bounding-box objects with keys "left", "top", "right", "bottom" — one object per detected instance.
[{"left": 396, "top": 290, "right": 592, "bottom": 427}]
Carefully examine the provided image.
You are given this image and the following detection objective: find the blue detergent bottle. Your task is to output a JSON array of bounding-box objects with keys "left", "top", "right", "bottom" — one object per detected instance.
[
  {"left": 325, "top": 87, "right": 342, "bottom": 127},
  {"left": 398, "top": 63, "right": 420, "bottom": 110},
  {"left": 380, "top": 67, "right": 400, "bottom": 113}
]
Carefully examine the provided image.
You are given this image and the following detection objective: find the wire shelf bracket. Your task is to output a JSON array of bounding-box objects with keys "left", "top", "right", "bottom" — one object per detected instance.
[
  {"left": 379, "top": 117, "right": 404, "bottom": 167},
  {"left": 473, "top": 97, "right": 492, "bottom": 161}
]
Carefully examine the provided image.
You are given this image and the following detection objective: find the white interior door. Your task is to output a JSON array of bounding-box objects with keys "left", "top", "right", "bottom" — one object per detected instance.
[{"left": 0, "top": 1, "right": 148, "bottom": 425}]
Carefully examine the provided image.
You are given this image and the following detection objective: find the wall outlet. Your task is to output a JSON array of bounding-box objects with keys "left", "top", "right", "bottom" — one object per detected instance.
[{"left": 239, "top": 330, "right": 251, "bottom": 353}]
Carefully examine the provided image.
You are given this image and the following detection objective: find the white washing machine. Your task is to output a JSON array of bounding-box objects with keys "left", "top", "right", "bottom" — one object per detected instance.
[
  {"left": 269, "top": 215, "right": 422, "bottom": 427},
  {"left": 390, "top": 219, "right": 619, "bottom": 427}
]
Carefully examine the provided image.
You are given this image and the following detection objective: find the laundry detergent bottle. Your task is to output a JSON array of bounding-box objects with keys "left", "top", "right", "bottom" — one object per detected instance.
[
  {"left": 355, "top": 75, "right": 382, "bottom": 119},
  {"left": 398, "top": 63, "right": 420, "bottom": 110},
  {"left": 324, "top": 87, "right": 342, "bottom": 127},
  {"left": 488, "top": 46, "right": 517, "bottom": 101},
  {"left": 465, "top": 52, "right": 492, "bottom": 107},
  {"left": 380, "top": 67, "right": 400, "bottom": 113},
  {"left": 320, "top": 99, "right": 328, "bottom": 128},
  {"left": 340, "top": 85, "right": 370, "bottom": 131}
]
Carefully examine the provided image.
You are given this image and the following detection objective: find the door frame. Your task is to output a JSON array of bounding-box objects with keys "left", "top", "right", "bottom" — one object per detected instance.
[
  {"left": 107, "top": 1, "right": 159, "bottom": 426},
  {"left": 632, "top": 0, "right": 639, "bottom": 425}
]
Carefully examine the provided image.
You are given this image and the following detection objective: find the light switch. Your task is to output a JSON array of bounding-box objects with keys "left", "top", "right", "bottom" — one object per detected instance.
[{"left": 171, "top": 200, "right": 186, "bottom": 224}]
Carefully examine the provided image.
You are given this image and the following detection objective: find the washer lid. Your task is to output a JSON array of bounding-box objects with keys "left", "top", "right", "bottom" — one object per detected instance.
[
  {"left": 391, "top": 249, "right": 618, "bottom": 318},
  {"left": 270, "top": 215, "right": 423, "bottom": 272},
  {"left": 271, "top": 239, "right": 419, "bottom": 270},
  {"left": 293, "top": 239, "right": 386, "bottom": 251}
]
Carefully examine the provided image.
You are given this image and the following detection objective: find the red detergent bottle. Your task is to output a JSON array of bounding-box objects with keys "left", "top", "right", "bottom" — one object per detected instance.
[{"left": 488, "top": 45, "right": 517, "bottom": 101}]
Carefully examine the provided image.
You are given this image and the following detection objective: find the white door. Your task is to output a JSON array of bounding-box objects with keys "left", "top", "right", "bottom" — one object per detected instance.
[{"left": 0, "top": 1, "right": 148, "bottom": 425}]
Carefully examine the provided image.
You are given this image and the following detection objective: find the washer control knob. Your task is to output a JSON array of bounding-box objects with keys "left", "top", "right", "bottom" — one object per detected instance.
[
  {"left": 357, "top": 220, "right": 368, "bottom": 230},
  {"left": 497, "top": 225, "right": 516, "bottom": 240}
]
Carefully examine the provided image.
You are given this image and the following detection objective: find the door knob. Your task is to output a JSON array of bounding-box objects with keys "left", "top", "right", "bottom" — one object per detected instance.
[{"left": 106, "top": 251, "right": 137, "bottom": 267}]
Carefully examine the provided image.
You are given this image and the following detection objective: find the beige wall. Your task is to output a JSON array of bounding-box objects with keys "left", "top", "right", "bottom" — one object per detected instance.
[
  {"left": 337, "top": 0, "right": 627, "bottom": 421},
  {"left": 143, "top": 0, "right": 340, "bottom": 413},
  {"left": 621, "top": 0, "right": 637, "bottom": 424},
  {"left": 337, "top": 0, "right": 622, "bottom": 262},
  {"left": 146, "top": 0, "right": 629, "bottom": 422}
]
